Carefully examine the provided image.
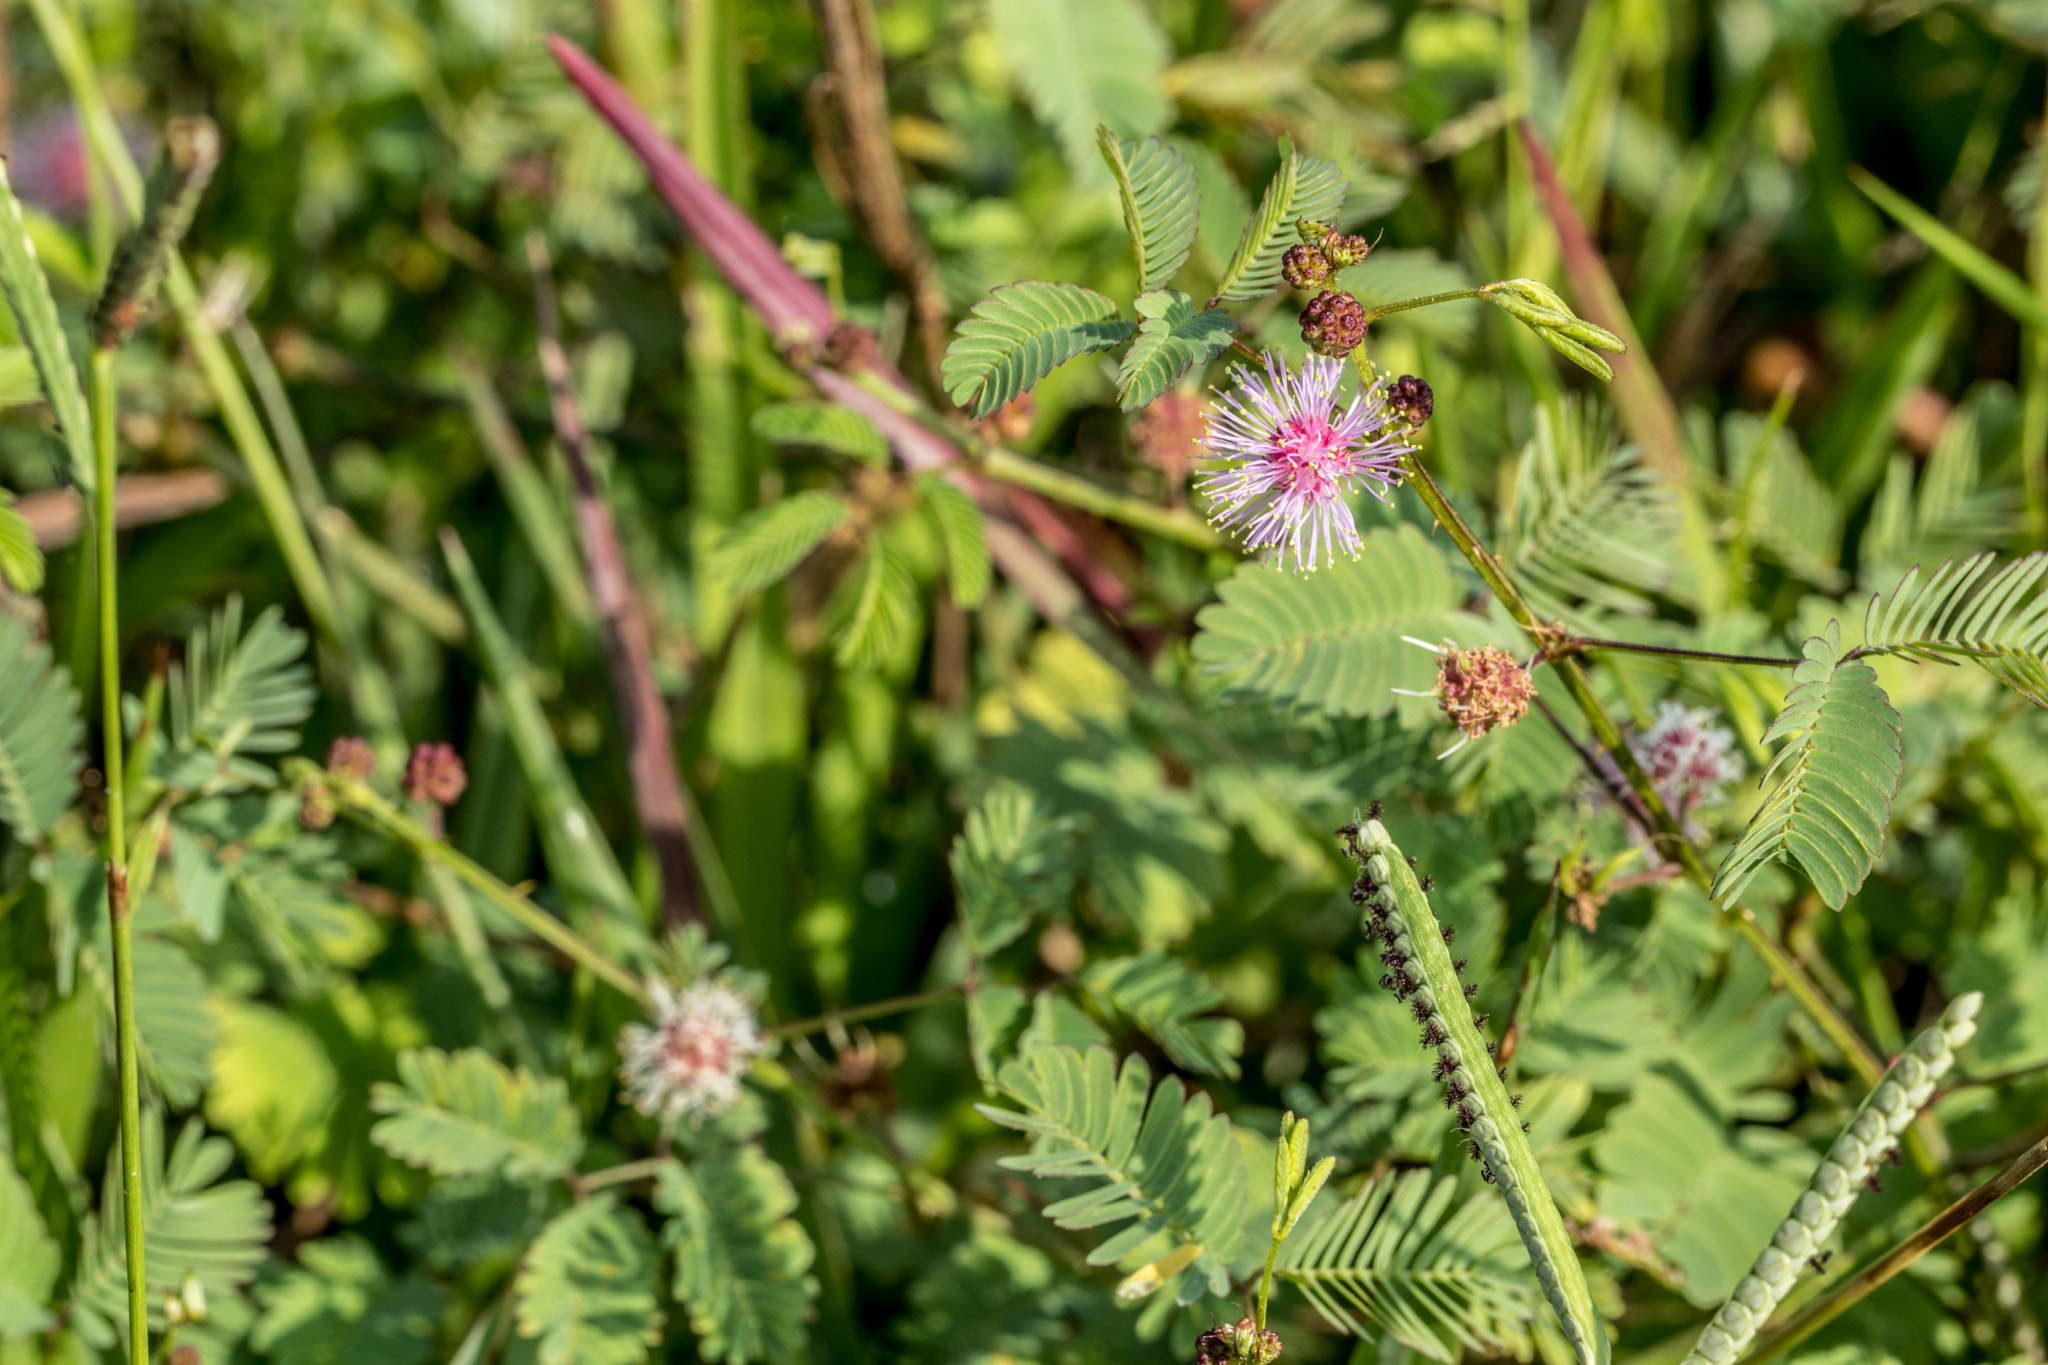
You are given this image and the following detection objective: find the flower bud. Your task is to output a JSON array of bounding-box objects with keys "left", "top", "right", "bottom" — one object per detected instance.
[
  {"left": 1385, "top": 375, "right": 1434, "bottom": 428},
  {"left": 1321, "top": 233, "right": 1371, "bottom": 268},
  {"left": 1279, "top": 243, "right": 1331, "bottom": 291},
  {"left": 1295, "top": 219, "right": 1334, "bottom": 245},
  {"left": 326, "top": 735, "right": 376, "bottom": 781},
  {"left": 403, "top": 741, "right": 467, "bottom": 806},
  {"left": 1299, "top": 290, "right": 1366, "bottom": 358}
]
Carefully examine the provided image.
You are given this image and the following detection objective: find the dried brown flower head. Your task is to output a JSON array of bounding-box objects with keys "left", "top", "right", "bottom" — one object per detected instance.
[{"left": 1437, "top": 643, "right": 1535, "bottom": 740}]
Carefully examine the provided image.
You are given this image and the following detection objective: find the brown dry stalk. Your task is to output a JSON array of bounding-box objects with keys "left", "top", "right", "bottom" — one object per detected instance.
[
  {"left": 17, "top": 468, "right": 228, "bottom": 548},
  {"left": 525, "top": 231, "right": 700, "bottom": 926},
  {"left": 806, "top": 0, "right": 952, "bottom": 395}
]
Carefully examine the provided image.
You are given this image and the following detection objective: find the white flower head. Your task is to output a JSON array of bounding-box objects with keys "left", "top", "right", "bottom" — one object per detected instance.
[
  {"left": 617, "top": 979, "right": 765, "bottom": 1123},
  {"left": 1629, "top": 701, "right": 1744, "bottom": 834}
]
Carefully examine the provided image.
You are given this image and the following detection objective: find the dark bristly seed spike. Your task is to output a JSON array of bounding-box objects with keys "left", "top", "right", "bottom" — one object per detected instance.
[
  {"left": 1455, "top": 1103, "right": 1477, "bottom": 1129},
  {"left": 1442, "top": 926, "right": 1456, "bottom": 943},
  {"left": 1471, "top": 1011, "right": 1487, "bottom": 1026},
  {"left": 1420, "top": 875, "right": 1435, "bottom": 892},
  {"left": 91, "top": 117, "right": 222, "bottom": 350},
  {"left": 1410, "top": 998, "right": 1432, "bottom": 1022},
  {"left": 1434, "top": 1055, "right": 1456, "bottom": 1080},
  {"left": 1336, "top": 822, "right": 1359, "bottom": 840},
  {"left": 1350, "top": 885, "right": 1368, "bottom": 905},
  {"left": 1368, "top": 800, "right": 1384, "bottom": 819},
  {"left": 1444, "top": 1079, "right": 1468, "bottom": 1105}
]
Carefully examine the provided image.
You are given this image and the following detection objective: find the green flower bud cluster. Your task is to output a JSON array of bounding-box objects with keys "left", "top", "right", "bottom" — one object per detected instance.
[
  {"left": 1477, "top": 279, "right": 1626, "bottom": 381},
  {"left": 1680, "top": 992, "right": 1982, "bottom": 1365},
  {"left": 1339, "top": 809, "right": 1606, "bottom": 1365}
]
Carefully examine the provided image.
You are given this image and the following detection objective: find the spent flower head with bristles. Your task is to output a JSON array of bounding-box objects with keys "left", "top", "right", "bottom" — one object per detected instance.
[
  {"left": 1437, "top": 643, "right": 1536, "bottom": 740},
  {"left": 617, "top": 979, "right": 766, "bottom": 1123},
  {"left": 1195, "top": 352, "right": 1411, "bottom": 575}
]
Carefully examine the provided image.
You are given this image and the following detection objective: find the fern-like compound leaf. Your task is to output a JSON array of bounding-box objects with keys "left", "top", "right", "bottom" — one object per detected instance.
[
  {"left": 249, "top": 1235, "right": 441, "bottom": 1365},
  {"left": 835, "top": 539, "right": 921, "bottom": 671},
  {"left": 370, "top": 1047, "right": 586, "bottom": 1181},
  {"left": 1098, "top": 129, "right": 1201, "bottom": 292},
  {"left": 1858, "top": 551, "right": 2048, "bottom": 704},
  {"left": 1710, "top": 622, "right": 1904, "bottom": 910},
  {"left": 919, "top": 476, "right": 992, "bottom": 608},
  {"left": 1190, "top": 524, "right": 1477, "bottom": 717},
  {"left": 0, "top": 615, "right": 85, "bottom": 846},
  {"left": 1498, "top": 402, "right": 1672, "bottom": 617},
  {"left": 950, "top": 786, "right": 1077, "bottom": 958},
  {"left": 514, "top": 1194, "right": 664, "bottom": 1365},
  {"left": 1277, "top": 1168, "right": 1542, "bottom": 1363},
  {"left": 68, "top": 1112, "right": 272, "bottom": 1348},
  {"left": 1347, "top": 820, "right": 1607, "bottom": 1365},
  {"left": 707, "top": 492, "right": 848, "bottom": 594},
  {"left": 749, "top": 401, "right": 887, "bottom": 464},
  {"left": 1079, "top": 951, "right": 1244, "bottom": 1079},
  {"left": 941, "top": 282, "right": 1134, "bottom": 419},
  {"left": 0, "top": 1160, "right": 58, "bottom": 1336},
  {"left": 1116, "top": 289, "right": 1237, "bottom": 412},
  {"left": 1213, "top": 141, "right": 1347, "bottom": 302},
  {"left": 1680, "top": 994, "right": 1981, "bottom": 1365},
  {"left": 163, "top": 596, "right": 316, "bottom": 791},
  {"left": 975, "top": 1042, "right": 1247, "bottom": 1305},
  {"left": 656, "top": 1149, "right": 819, "bottom": 1364}
]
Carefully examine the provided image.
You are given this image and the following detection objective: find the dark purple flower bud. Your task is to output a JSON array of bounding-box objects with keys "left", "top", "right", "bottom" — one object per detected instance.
[
  {"left": 1299, "top": 290, "right": 1366, "bottom": 358},
  {"left": 1280, "top": 243, "right": 1331, "bottom": 291},
  {"left": 1387, "top": 374, "right": 1434, "bottom": 428}
]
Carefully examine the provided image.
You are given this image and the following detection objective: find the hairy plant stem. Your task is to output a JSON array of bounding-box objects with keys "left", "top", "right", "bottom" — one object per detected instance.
[
  {"left": 572, "top": 1156, "right": 670, "bottom": 1196},
  {"left": 1745, "top": 1138, "right": 2048, "bottom": 1363},
  {"left": 91, "top": 347, "right": 147, "bottom": 1365},
  {"left": 1392, "top": 446, "right": 1889, "bottom": 1089},
  {"left": 765, "top": 984, "right": 965, "bottom": 1039},
  {"left": 1359, "top": 287, "right": 1484, "bottom": 326},
  {"left": 299, "top": 764, "right": 648, "bottom": 1003},
  {"left": 1256, "top": 1237, "right": 1281, "bottom": 1330}
]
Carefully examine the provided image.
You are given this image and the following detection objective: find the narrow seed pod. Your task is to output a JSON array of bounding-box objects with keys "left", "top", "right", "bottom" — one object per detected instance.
[
  {"left": 1345, "top": 816, "right": 1608, "bottom": 1365},
  {"left": 1678, "top": 992, "right": 1982, "bottom": 1365},
  {"left": 91, "top": 117, "right": 222, "bottom": 350}
]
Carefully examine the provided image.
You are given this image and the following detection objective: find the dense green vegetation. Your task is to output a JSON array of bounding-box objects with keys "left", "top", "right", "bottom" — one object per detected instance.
[{"left": 2, "top": 1, "right": 2048, "bottom": 1364}]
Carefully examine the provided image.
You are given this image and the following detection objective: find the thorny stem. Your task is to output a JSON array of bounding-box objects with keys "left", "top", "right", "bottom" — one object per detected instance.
[
  {"left": 766, "top": 984, "right": 966, "bottom": 1039},
  {"left": 1391, "top": 445, "right": 1891, "bottom": 1091},
  {"left": 92, "top": 346, "right": 148, "bottom": 1365},
  {"left": 302, "top": 765, "right": 649, "bottom": 1003},
  {"left": 1745, "top": 1138, "right": 2048, "bottom": 1363}
]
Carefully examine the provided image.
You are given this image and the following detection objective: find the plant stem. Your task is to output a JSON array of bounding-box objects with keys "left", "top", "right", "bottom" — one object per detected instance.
[
  {"left": 1393, "top": 446, "right": 1889, "bottom": 1088},
  {"left": 765, "top": 984, "right": 965, "bottom": 1039},
  {"left": 1359, "top": 287, "right": 1483, "bottom": 325},
  {"left": 573, "top": 1156, "right": 671, "bottom": 1196},
  {"left": 1256, "top": 1235, "right": 1281, "bottom": 1330},
  {"left": 304, "top": 765, "right": 648, "bottom": 1003},
  {"left": 978, "top": 449, "right": 1225, "bottom": 549},
  {"left": 1498, "top": 861, "right": 1566, "bottom": 1068},
  {"left": 91, "top": 346, "right": 147, "bottom": 1365},
  {"left": 1745, "top": 1138, "right": 2048, "bottom": 1363},
  {"left": 1563, "top": 638, "right": 1804, "bottom": 668}
]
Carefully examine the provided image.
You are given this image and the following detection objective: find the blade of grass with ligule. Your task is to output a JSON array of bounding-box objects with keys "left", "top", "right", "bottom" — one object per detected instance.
[
  {"left": 439, "top": 527, "right": 641, "bottom": 926},
  {"left": 0, "top": 163, "right": 94, "bottom": 494}
]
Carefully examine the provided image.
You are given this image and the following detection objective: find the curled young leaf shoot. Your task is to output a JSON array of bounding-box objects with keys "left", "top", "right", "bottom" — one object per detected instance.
[
  {"left": 1257, "top": 1111, "right": 1335, "bottom": 1329},
  {"left": 1680, "top": 992, "right": 1982, "bottom": 1365},
  {"left": 1342, "top": 815, "right": 1607, "bottom": 1365}
]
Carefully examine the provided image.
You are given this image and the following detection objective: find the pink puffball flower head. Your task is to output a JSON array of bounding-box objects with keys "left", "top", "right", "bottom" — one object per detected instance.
[
  {"left": 1195, "top": 351, "right": 1413, "bottom": 574},
  {"left": 617, "top": 979, "right": 766, "bottom": 1123}
]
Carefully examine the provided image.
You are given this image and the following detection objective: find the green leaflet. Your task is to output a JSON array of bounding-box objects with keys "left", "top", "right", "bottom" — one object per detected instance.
[
  {"left": 975, "top": 1042, "right": 1247, "bottom": 1305},
  {"left": 370, "top": 1047, "right": 585, "bottom": 1181},
  {"left": 0, "top": 616, "right": 85, "bottom": 847},
  {"left": 0, "top": 488, "right": 42, "bottom": 593},
  {"left": 1079, "top": 950, "right": 1244, "bottom": 1078},
  {"left": 0, "top": 1159, "right": 58, "bottom": 1337},
  {"left": 1710, "top": 622, "right": 1904, "bottom": 910},
  {"left": 940, "top": 282, "right": 1134, "bottom": 419},
  {"left": 1098, "top": 129, "right": 1200, "bottom": 292},
  {"left": 949, "top": 785, "right": 1076, "bottom": 958},
  {"left": 1213, "top": 140, "right": 1347, "bottom": 302},
  {"left": 514, "top": 1194, "right": 664, "bottom": 1365},
  {"left": 656, "top": 1149, "right": 818, "bottom": 1364},
  {"left": 1857, "top": 551, "right": 2048, "bottom": 705},
  {"left": 835, "top": 538, "right": 921, "bottom": 671},
  {"left": 749, "top": 401, "right": 887, "bottom": 464},
  {"left": 0, "top": 161, "right": 93, "bottom": 493},
  {"left": 918, "top": 476, "right": 992, "bottom": 608},
  {"left": 161, "top": 596, "right": 317, "bottom": 793},
  {"left": 707, "top": 491, "right": 849, "bottom": 594},
  {"left": 249, "top": 1236, "right": 441, "bottom": 1365},
  {"left": 1277, "top": 1168, "right": 1542, "bottom": 1363},
  {"left": 1190, "top": 524, "right": 1480, "bottom": 718},
  {"left": 986, "top": 0, "right": 1171, "bottom": 178},
  {"left": 1497, "top": 400, "right": 1674, "bottom": 618},
  {"left": 1115, "top": 290, "right": 1237, "bottom": 412},
  {"left": 1478, "top": 280, "right": 1626, "bottom": 382},
  {"left": 1344, "top": 819, "right": 1608, "bottom": 1365},
  {"left": 67, "top": 1113, "right": 272, "bottom": 1347}
]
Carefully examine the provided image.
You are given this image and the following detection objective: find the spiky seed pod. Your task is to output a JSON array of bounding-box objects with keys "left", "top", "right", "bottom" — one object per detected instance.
[
  {"left": 1322, "top": 232, "right": 1371, "bottom": 268},
  {"left": 1299, "top": 290, "right": 1367, "bottom": 358},
  {"left": 1281, "top": 243, "right": 1333, "bottom": 291},
  {"left": 91, "top": 117, "right": 221, "bottom": 351},
  {"left": 1342, "top": 814, "right": 1606, "bottom": 1365},
  {"left": 1678, "top": 993, "right": 1982, "bottom": 1365}
]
